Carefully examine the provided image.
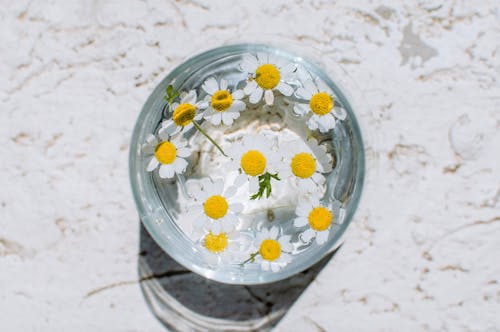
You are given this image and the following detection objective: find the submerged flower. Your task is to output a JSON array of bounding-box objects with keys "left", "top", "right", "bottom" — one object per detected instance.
[
  {"left": 227, "top": 135, "right": 281, "bottom": 199},
  {"left": 294, "top": 197, "right": 335, "bottom": 245},
  {"left": 142, "top": 127, "right": 191, "bottom": 178},
  {"left": 187, "top": 178, "right": 243, "bottom": 233},
  {"left": 240, "top": 53, "right": 295, "bottom": 106},
  {"left": 277, "top": 138, "right": 332, "bottom": 193},
  {"left": 293, "top": 78, "right": 347, "bottom": 133},
  {"left": 160, "top": 89, "right": 208, "bottom": 135},
  {"left": 253, "top": 226, "right": 292, "bottom": 272},
  {"left": 201, "top": 77, "right": 246, "bottom": 126},
  {"left": 201, "top": 231, "right": 239, "bottom": 265}
]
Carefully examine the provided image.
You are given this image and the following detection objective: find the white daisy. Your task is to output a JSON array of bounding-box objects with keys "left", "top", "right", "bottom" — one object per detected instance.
[
  {"left": 200, "top": 231, "right": 240, "bottom": 266},
  {"left": 240, "top": 53, "right": 296, "bottom": 106},
  {"left": 294, "top": 196, "right": 334, "bottom": 245},
  {"left": 142, "top": 127, "right": 191, "bottom": 179},
  {"left": 201, "top": 77, "right": 246, "bottom": 126},
  {"left": 226, "top": 135, "right": 281, "bottom": 197},
  {"left": 277, "top": 138, "right": 332, "bottom": 193},
  {"left": 254, "top": 226, "right": 292, "bottom": 272},
  {"left": 293, "top": 77, "right": 347, "bottom": 133},
  {"left": 160, "top": 89, "right": 208, "bottom": 135},
  {"left": 187, "top": 178, "right": 243, "bottom": 233}
]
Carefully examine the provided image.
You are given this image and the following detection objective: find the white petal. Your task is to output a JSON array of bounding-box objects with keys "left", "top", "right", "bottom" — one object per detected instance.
[
  {"left": 202, "top": 77, "right": 219, "bottom": 95},
  {"left": 220, "top": 79, "right": 228, "bottom": 91},
  {"left": 264, "top": 89, "right": 274, "bottom": 105},
  {"left": 231, "top": 100, "right": 246, "bottom": 112},
  {"left": 173, "top": 158, "right": 188, "bottom": 173},
  {"left": 294, "top": 217, "right": 308, "bottom": 227},
  {"left": 211, "top": 222, "right": 222, "bottom": 233},
  {"left": 224, "top": 186, "right": 237, "bottom": 198},
  {"left": 159, "top": 164, "right": 175, "bottom": 178},
  {"left": 256, "top": 52, "right": 268, "bottom": 64},
  {"left": 333, "top": 107, "right": 347, "bottom": 120},
  {"left": 195, "top": 100, "right": 208, "bottom": 109},
  {"left": 158, "top": 123, "right": 176, "bottom": 137},
  {"left": 260, "top": 228, "right": 270, "bottom": 239},
  {"left": 270, "top": 263, "right": 281, "bottom": 272},
  {"left": 318, "top": 114, "right": 336, "bottom": 133},
  {"left": 240, "top": 54, "right": 259, "bottom": 73},
  {"left": 221, "top": 112, "right": 235, "bottom": 126},
  {"left": 232, "top": 89, "right": 244, "bottom": 100},
  {"left": 176, "top": 148, "right": 191, "bottom": 158},
  {"left": 222, "top": 218, "right": 235, "bottom": 232},
  {"left": 293, "top": 103, "right": 309, "bottom": 116},
  {"left": 244, "top": 80, "right": 257, "bottom": 95},
  {"left": 249, "top": 87, "right": 263, "bottom": 104},
  {"left": 316, "top": 230, "right": 329, "bottom": 244},
  {"left": 147, "top": 157, "right": 159, "bottom": 172},
  {"left": 209, "top": 113, "right": 222, "bottom": 125},
  {"left": 249, "top": 176, "right": 259, "bottom": 193},
  {"left": 276, "top": 82, "right": 294, "bottom": 96},
  {"left": 304, "top": 79, "right": 318, "bottom": 96},
  {"left": 193, "top": 214, "right": 206, "bottom": 228},
  {"left": 230, "top": 203, "right": 244, "bottom": 213},
  {"left": 307, "top": 117, "right": 319, "bottom": 130},
  {"left": 295, "top": 87, "right": 313, "bottom": 100},
  {"left": 212, "top": 179, "right": 224, "bottom": 194},
  {"left": 296, "top": 201, "right": 311, "bottom": 217},
  {"left": 183, "top": 90, "right": 197, "bottom": 104},
  {"left": 301, "top": 228, "right": 316, "bottom": 242},
  {"left": 269, "top": 226, "right": 279, "bottom": 239},
  {"left": 234, "top": 173, "right": 247, "bottom": 186},
  {"left": 204, "top": 252, "right": 219, "bottom": 266},
  {"left": 261, "top": 261, "right": 270, "bottom": 271}
]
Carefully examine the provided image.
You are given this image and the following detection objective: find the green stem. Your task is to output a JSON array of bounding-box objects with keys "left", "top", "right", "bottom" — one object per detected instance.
[
  {"left": 192, "top": 121, "right": 227, "bottom": 157},
  {"left": 240, "top": 251, "right": 259, "bottom": 266}
]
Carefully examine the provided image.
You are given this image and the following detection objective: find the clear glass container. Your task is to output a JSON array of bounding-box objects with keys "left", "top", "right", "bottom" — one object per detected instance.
[{"left": 129, "top": 42, "right": 365, "bottom": 285}]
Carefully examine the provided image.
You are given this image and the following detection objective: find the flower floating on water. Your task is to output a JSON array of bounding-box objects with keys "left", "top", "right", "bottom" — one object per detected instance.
[
  {"left": 201, "top": 77, "right": 246, "bottom": 126},
  {"left": 142, "top": 129, "right": 191, "bottom": 179},
  {"left": 240, "top": 53, "right": 295, "bottom": 106},
  {"left": 201, "top": 231, "right": 239, "bottom": 265},
  {"left": 277, "top": 138, "right": 332, "bottom": 193},
  {"left": 227, "top": 135, "right": 281, "bottom": 200},
  {"left": 162, "top": 88, "right": 227, "bottom": 156},
  {"left": 243, "top": 226, "right": 292, "bottom": 272},
  {"left": 294, "top": 197, "right": 334, "bottom": 245},
  {"left": 294, "top": 78, "right": 347, "bottom": 133},
  {"left": 188, "top": 178, "right": 243, "bottom": 233}
]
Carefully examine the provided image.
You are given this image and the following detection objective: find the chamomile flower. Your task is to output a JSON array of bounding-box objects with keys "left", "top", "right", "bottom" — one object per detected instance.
[
  {"left": 188, "top": 178, "right": 243, "bottom": 233},
  {"left": 226, "top": 135, "right": 281, "bottom": 199},
  {"left": 201, "top": 231, "right": 239, "bottom": 266},
  {"left": 142, "top": 127, "right": 191, "bottom": 179},
  {"left": 160, "top": 89, "right": 208, "bottom": 135},
  {"left": 240, "top": 53, "right": 296, "bottom": 106},
  {"left": 277, "top": 138, "right": 332, "bottom": 193},
  {"left": 294, "top": 197, "right": 334, "bottom": 245},
  {"left": 201, "top": 77, "right": 246, "bottom": 126},
  {"left": 253, "top": 226, "right": 292, "bottom": 272},
  {"left": 293, "top": 78, "right": 347, "bottom": 133}
]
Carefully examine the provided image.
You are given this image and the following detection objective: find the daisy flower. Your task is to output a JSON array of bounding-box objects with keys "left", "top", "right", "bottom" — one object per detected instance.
[
  {"left": 201, "top": 77, "right": 246, "bottom": 126},
  {"left": 142, "top": 127, "right": 191, "bottom": 179},
  {"left": 252, "top": 226, "right": 292, "bottom": 272},
  {"left": 240, "top": 53, "right": 296, "bottom": 106},
  {"left": 226, "top": 135, "right": 281, "bottom": 199},
  {"left": 293, "top": 77, "right": 347, "bottom": 133},
  {"left": 187, "top": 178, "right": 243, "bottom": 233},
  {"left": 277, "top": 138, "right": 332, "bottom": 193},
  {"left": 160, "top": 89, "right": 208, "bottom": 135},
  {"left": 201, "top": 231, "right": 239, "bottom": 266},
  {"left": 294, "top": 196, "right": 335, "bottom": 245}
]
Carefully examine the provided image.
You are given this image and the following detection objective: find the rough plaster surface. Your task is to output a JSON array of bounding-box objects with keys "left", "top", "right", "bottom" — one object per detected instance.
[{"left": 1, "top": 0, "right": 499, "bottom": 331}]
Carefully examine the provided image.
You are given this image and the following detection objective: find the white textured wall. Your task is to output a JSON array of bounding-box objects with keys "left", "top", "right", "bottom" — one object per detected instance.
[{"left": 1, "top": 0, "right": 499, "bottom": 331}]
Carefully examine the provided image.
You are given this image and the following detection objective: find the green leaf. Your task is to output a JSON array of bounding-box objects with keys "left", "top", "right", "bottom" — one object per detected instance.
[{"left": 249, "top": 172, "right": 280, "bottom": 200}]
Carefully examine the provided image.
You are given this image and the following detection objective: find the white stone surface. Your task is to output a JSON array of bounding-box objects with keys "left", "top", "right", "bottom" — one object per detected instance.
[{"left": 1, "top": 0, "right": 499, "bottom": 331}]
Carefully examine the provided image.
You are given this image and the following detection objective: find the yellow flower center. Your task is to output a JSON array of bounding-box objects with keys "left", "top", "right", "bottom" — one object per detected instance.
[
  {"left": 240, "top": 150, "right": 266, "bottom": 176},
  {"left": 204, "top": 232, "right": 228, "bottom": 253},
  {"left": 309, "top": 92, "right": 334, "bottom": 116},
  {"left": 259, "top": 239, "right": 281, "bottom": 261},
  {"left": 173, "top": 103, "right": 196, "bottom": 126},
  {"left": 203, "top": 195, "right": 229, "bottom": 219},
  {"left": 290, "top": 153, "right": 316, "bottom": 179},
  {"left": 308, "top": 207, "right": 333, "bottom": 231},
  {"left": 255, "top": 64, "right": 281, "bottom": 90},
  {"left": 154, "top": 141, "right": 177, "bottom": 164},
  {"left": 211, "top": 90, "right": 233, "bottom": 112}
]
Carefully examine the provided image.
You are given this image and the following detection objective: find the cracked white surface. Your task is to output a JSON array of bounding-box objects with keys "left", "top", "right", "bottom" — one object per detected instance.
[{"left": 1, "top": 0, "right": 499, "bottom": 331}]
